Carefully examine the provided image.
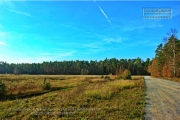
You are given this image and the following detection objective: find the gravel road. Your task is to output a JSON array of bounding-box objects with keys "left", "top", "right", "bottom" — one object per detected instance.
[{"left": 144, "top": 76, "right": 180, "bottom": 120}]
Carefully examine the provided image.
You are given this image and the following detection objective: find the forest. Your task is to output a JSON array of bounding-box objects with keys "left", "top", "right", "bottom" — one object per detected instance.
[
  {"left": 148, "top": 29, "right": 180, "bottom": 78},
  {"left": 0, "top": 57, "right": 151, "bottom": 75}
]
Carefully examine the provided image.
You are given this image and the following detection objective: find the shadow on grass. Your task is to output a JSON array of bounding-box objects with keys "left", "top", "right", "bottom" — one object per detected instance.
[{"left": 0, "top": 86, "right": 74, "bottom": 101}]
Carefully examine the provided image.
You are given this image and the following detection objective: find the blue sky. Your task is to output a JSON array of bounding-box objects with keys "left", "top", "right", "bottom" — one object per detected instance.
[{"left": 0, "top": 1, "right": 180, "bottom": 63}]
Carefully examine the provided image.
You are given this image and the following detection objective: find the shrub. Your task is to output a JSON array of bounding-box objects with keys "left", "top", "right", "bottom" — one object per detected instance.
[
  {"left": 104, "top": 75, "right": 110, "bottom": 79},
  {"left": 101, "top": 75, "right": 104, "bottom": 79},
  {"left": 42, "top": 78, "right": 51, "bottom": 90},
  {"left": 0, "top": 80, "right": 7, "bottom": 99},
  {"left": 123, "top": 69, "right": 132, "bottom": 80},
  {"left": 117, "top": 75, "right": 123, "bottom": 80}
]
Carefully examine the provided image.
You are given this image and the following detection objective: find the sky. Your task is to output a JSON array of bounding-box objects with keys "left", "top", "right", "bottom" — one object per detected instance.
[{"left": 0, "top": 1, "right": 180, "bottom": 63}]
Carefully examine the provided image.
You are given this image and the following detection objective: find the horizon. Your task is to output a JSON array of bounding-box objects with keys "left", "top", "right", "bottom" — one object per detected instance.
[{"left": 0, "top": 1, "right": 180, "bottom": 63}]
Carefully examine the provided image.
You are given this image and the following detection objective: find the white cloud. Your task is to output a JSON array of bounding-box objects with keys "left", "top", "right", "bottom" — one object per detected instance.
[
  {"left": 8, "top": 9, "right": 31, "bottom": 17},
  {"left": 83, "top": 41, "right": 103, "bottom": 49},
  {"left": 104, "top": 37, "right": 122, "bottom": 43},
  {"left": 125, "top": 39, "right": 159, "bottom": 48},
  {"left": 172, "top": 10, "right": 180, "bottom": 17},
  {"left": 59, "top": 50, "right": 76, "bottom": 58},
  {"left": 59, "top": 24, "right": 79, "bottom": 30},
  {"left": 172, "top": 5, "right": 180, "bottom": 17},
  {"left": 0, "top": 32, "right": 10, "bottom": 45},
  {"left": 22, "top": 25, "right": 30, "bottom": 28},
  {"left": 0, "top": 41, "right": 6, "bottom": 45},
  {"left": 0, "top": 1, "right": 16, "bottom": 9},
  {"left": 38, "top": 50, "right": 76, "bottom": 58},
  {"left": 80, "top": 38, "right": 122, "bottom": 54},
  {"left": 0, "top": 0, "right": 31, "bottom": 18},
  {"left": 0, "top": 48, "right": 77, "bottom": 63},
  {"left": 35, "top": 49, "right": 76, "bottom": 62},
  {"left": 122, "top": 24, "right": 163, "bottom": 32},
  {"left": 119, "top": 20, "right": 163, "bottom": 32}
]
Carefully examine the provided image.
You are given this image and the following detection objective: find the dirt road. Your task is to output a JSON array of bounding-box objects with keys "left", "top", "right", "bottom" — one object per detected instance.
[{"left": 144, "top": 76, "right": 180, "bottom": 120}]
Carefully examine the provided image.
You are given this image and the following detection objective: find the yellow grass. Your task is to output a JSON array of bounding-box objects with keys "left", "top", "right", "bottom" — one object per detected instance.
[{"left": 0, "top": 75, "right": 145, "bottom": 119}]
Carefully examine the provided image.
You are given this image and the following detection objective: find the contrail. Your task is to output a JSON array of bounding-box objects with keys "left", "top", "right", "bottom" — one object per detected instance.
[{"left": 94, "top": 0, "right": 112, "bottom": 25}]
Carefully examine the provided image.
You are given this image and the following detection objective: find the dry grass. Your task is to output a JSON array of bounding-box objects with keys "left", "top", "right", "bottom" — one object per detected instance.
[
  {"left": 0, "top": 75, "right": 87, "bottom": 97},
  {"left": 0, "top": 75, "right": 145, "bottom": 119},
  {"left": 150, "top": 75, "right": 180, "bottom": 83},
  {"left": 161, "top": 77, "right": 180, "bottom": 83}
]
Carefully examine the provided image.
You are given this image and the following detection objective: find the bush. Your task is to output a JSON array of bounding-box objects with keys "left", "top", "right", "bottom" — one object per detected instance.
[
  {"left": 104, "top": 75, "right": 110, "bottom": 79},
  {"left": 123, "top": 69, "right": 131, "bottom": 80},
  {"left": 101, "top": 75, "right": 104, "bottom": 79},
  {"left": 42, "top": 78, "right": 51, "bottom": 90},
  {"left": 0, "top": 80, "right": 7, "bottom": 99},
  {"left": 117, "top": 75, "right": 123, "bottom": 80}
]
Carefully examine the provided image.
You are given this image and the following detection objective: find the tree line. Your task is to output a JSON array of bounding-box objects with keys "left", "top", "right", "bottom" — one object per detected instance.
[
  {"left": 0, "top": 57, "right": 151, "bottom": 75},
  {"left": 148, "top": 29, "right": 180, "bottom": 78}
]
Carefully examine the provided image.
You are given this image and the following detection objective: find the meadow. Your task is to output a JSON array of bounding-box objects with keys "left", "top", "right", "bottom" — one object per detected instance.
[{"left": 0, "top": 75, "right": 145, "bottom": 119}]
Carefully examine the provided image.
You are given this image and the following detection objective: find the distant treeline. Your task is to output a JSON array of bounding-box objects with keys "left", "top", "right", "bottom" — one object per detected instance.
[{"left": 0, "top": 57, "right": 151, "bottom": 75}]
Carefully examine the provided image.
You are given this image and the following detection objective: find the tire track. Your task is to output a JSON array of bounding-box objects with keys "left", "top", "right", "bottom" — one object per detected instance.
[{"left": 144, "top": 76, "right": 180, "bottom": 120}]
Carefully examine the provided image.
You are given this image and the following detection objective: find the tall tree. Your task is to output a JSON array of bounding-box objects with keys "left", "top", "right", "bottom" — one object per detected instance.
[
  {"left": 163, "top": 29, "right": 179, "bottom": 77},
  {"left": 149, "top": 29, "right": 180, "bottom": 77}
]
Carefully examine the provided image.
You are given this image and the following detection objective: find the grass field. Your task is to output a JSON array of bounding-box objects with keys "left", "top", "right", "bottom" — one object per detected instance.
[{"left": 0, "top": 75, "right": 145, "bottom": 119}]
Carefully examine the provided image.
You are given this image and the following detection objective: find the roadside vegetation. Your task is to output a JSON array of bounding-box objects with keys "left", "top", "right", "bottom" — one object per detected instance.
[
  {"left": 160, "top": 77, "right": 180, "bottom": 83},
  {"left": 0, "top": 75, "right": 145, "bottom": 119}
]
